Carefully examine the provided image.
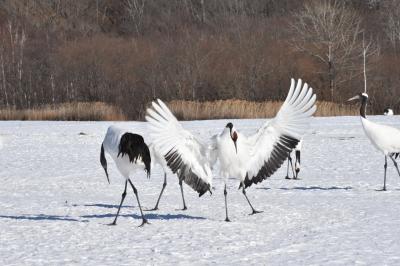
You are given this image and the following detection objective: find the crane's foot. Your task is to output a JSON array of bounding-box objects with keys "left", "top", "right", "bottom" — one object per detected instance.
[
  {"left": 108, "top": 222, "right": 117, "bottom": 226},
  {"left": 285, "top": 176, "right": 291, "bottom": 180},
  {"left": 249, "top": 210, "right": 263, "bottom": 215},
  {"left": 144, "top": 207, "right": 159, "bottom": 211},
  {"left": 138, "top": 218, "right": 150, "bottom": 227},
  {"left": 225, "top": 217, "right": 231, "bottom": 222},
  {"left": 175, "top": 206, "right": 188, "bottom": 211}
]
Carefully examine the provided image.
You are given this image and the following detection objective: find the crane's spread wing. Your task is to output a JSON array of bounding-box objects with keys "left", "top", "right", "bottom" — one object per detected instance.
[
  {"left": 146, "top": 99, "right": 213, "bottom": 196},
  {"left": 242, "top": 78, "right": 316, "bottom": 188}
]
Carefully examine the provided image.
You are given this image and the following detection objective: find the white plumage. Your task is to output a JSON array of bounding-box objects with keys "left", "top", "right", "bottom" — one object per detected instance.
[
  {"left": 146, "top": 78, "right": 316, "bottom": 221},
  {"left": 146, "top": 103, "right": 214, "bottom": 196},
  {"left": 100, "top": 125, "right": 151, "bottom": 226},
  {"left": 348, "top": 93, "right": 400, "bottom": 190},
  {"left": 102, "top": 126, "right": 149, "bottom": 177},
  {"left": 384, "top": 108, "right": 394, "bottom": 116}
]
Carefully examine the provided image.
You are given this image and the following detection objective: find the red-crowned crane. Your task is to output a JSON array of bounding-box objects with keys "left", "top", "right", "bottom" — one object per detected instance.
[
  {"left": 100, "top": 126, "right": 151, "bottom": 226},
  {"left": 146, "top": 78, "right": 316, "bottom": 221},
  {"left": 348, "top": 93, "right": 400, "bottom": 191}
]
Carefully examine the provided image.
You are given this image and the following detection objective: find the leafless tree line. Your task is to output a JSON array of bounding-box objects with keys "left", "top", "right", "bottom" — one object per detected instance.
[{"left": 0, "top": 0, "right": 399, "bottom": 119}]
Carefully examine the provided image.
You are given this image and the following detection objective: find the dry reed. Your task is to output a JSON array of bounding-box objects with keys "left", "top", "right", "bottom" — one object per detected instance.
[
  {"left": 166, "top": 100, "right": 358, "bottom": 120},
  {"left": 0, "top": 100, "right": 357, "bottom": 121},
  {"left": 0, "top": 102, "right": 127, "bottom": 121}
]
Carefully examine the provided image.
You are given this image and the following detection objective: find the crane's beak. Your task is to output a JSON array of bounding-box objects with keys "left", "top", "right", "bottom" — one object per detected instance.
[
  {"left": 105, "top": 169, "right": 110, "bottom": 184},
  {"left": 100, "top": 144, "right": 110, "bottom": 184},
  {"left": 347, "top": 95, "right": 360, "bottom": 102}
]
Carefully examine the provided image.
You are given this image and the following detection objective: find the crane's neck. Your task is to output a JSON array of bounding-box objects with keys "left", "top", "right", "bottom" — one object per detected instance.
[{"left": 360, "top": 97, "right": 367, "bottom": 118}]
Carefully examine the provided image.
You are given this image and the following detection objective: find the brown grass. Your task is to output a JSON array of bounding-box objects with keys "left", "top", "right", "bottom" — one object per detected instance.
[
  {"left": 166, "top": 100, "right": 358, "bottom": 120},
  {"left": 0, "top": 102, "right": 127, "bottom": 121},
  {"left": 0, "top": 100, "right": 357, "bottom": 121}
]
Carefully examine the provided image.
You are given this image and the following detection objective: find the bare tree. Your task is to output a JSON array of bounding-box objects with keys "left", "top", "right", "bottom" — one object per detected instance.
[
  {"left": 289, "top": 0, "right": 368, "bottom": 101},
  {"left": 383, "top": 0, "right": 400, "bottom": 53},
  {"left": 125, "top": 0, "right": 146, "bottom": 35},
  {"left": 0, "top": 47, "right": 8, "bottom": 107}
]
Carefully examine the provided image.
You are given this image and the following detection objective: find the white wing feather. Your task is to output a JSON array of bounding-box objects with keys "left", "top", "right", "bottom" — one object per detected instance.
[
  {"left": 243, "top": 78, "right": 316, "bottom": 186},
  {"left": 146, "top": 99, "right": 213, "bottom": 195}
]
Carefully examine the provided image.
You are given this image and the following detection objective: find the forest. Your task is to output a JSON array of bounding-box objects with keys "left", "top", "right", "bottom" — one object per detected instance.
[{"left": 0, "top": 0, "right": 399, "bottom": 119}]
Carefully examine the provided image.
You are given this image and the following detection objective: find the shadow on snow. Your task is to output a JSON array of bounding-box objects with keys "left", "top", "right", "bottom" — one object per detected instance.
[
  {"left": 0, "top": 214, "right": 84, "bottom": 222},
  {"left": 76, "top": 203, "right": 135, "bottom": 209},
  {"left": 0, "top": 212, "right": 205, "bottom": 222},
  {"left": 81, "top": 213, "right": 206, "bottom": 220},
  {"left": 279, "top": 186, "right": 353, "bottom": 191}
]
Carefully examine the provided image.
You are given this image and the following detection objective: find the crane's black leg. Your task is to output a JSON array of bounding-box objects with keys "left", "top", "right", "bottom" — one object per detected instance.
[
  {"left": 289, "top": 154, "right": 296, "bottom": 179},
  {"left": 147, "top": 173, "right": 167, "bottom": 211},
  {"left": 241, "top": 182, "right": 262, "bottom": 215},
  {"left": 224, "top": 183, "right": 230, "bottom": 222},
  {"left": 294, "top": 150, "right": 301, "bottom": 179},
  {"left": 389, "top": 154, "right": 400, "bottom": 178},
  {"left": 109, "top": 180, "right": 127, "bottom": 225},
  {"left": 383, "top": 155, "right": 388, "bottom": 191},
  {"left": 179, "top": 179, "right": 188, "bottom": 210},
  {"left": 285, "top": 153, "right": 291, "bottom": 179},
  {"left": 128, "top": 179, "right": 149, "bottom": 227}
]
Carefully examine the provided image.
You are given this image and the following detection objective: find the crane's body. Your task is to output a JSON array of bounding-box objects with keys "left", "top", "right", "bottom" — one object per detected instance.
[
  {"left": 384, "top": 108, "right": 394, "bottom": 116},
  {"left": 100, "top": 126, "right": 151, "bottom": 226},
  {"left": 361, "top": 118, "right": 400, "bottom": 155}
]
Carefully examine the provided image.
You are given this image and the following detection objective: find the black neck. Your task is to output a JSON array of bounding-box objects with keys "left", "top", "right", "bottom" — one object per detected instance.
[{"left": 360, "top": 97, "right": 367, "bottom": 118}]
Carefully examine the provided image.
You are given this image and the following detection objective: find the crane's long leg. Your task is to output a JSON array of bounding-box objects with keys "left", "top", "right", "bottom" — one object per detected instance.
[
  {"left": 294, "top": 150, "right": 301, "bottom": 180},
  {"left": 389, "top": 154, "right": 400, "bottom": 178},
  {"left": 179, "top": 179, "right": 188, "bottom": 210},
  {"left": 289, "top": 155, "right": 296, "bottom": 179},
  {"left": 110, "top": 180, "right": 127, "bottom": 225},
  {"left": 383, "top": 155, "right": 388, "bottom": 191},
  {"left": 241, "top": 182, "right": 262, "bottom": 215},
  {"left": 148, "top": 173, "right": 167, "bottom": 211},
  {"left": 285, "top": 153, "right": 291, "bottom": 179},
  {"left": 128, "top": 179, "right": 149, "bottom": 227},
  {"left": 224, "top": 183, "right": 230, "bottom": 222},
  {"left": 285, "top": 153, "right": 296, "bottom": 179}
]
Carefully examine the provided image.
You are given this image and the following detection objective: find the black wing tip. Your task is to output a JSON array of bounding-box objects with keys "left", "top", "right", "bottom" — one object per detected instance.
[
  {"left": 166, "top": 149, "right": 211, "bottom": 196},
  {"left": 244, "top": 135, "right": 300, "bottom": 188},
  {"left": 198, "top": 185, "right": 212, "bottom": 197}
]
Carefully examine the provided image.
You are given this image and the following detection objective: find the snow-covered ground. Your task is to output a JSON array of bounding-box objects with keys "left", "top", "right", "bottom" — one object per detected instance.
[{"left": 1, "top": 116, "right": 400, "bottom": 265}]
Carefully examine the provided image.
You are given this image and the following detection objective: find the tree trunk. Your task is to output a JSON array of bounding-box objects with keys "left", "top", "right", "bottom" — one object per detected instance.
[{"left": 0, "top": 52, "right": 8, "bottom": 107}]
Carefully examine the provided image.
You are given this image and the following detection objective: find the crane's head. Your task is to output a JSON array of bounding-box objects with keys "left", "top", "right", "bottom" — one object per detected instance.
[
  {"left": 226, "top": 122, "right": 238, "bottom": 154},
  {"left": 347, "top": 92, "right": 368, "bottom": 102}
]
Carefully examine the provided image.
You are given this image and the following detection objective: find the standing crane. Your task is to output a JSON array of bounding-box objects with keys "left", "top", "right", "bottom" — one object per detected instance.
[{"left": 348, "top": 93, "right": 400, "bottom": 190}]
